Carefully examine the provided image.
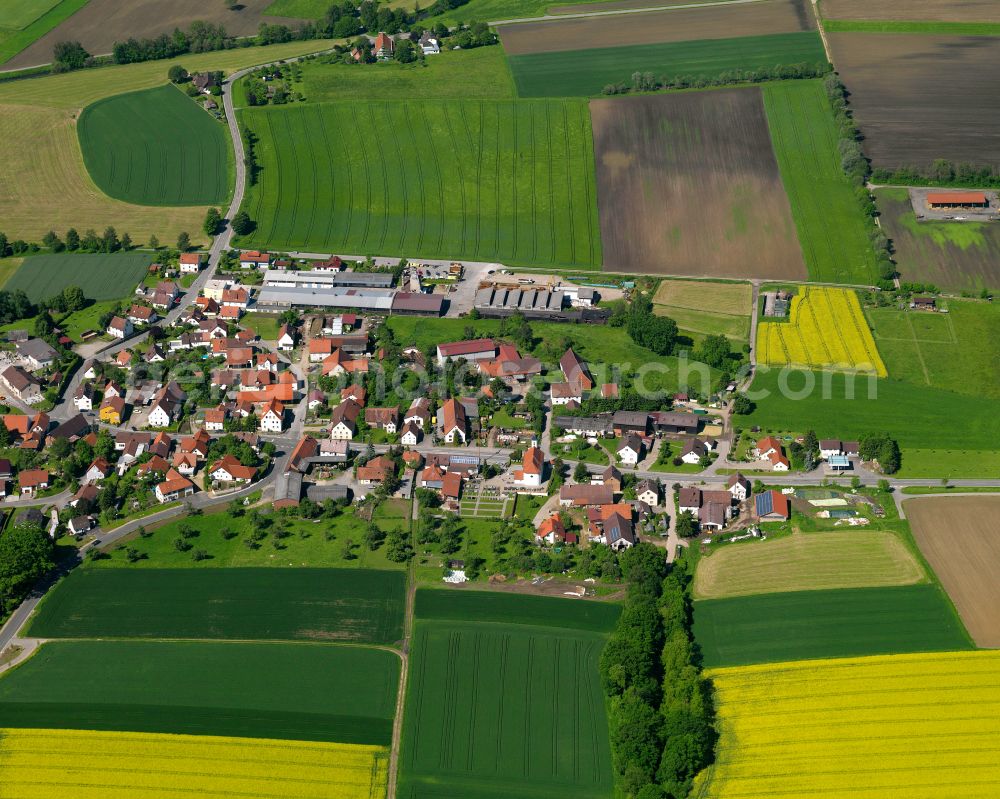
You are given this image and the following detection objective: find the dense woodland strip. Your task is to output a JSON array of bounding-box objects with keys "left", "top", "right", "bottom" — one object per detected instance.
[{"left": 600, "top": 543, "right": 715, "bottom": 799}]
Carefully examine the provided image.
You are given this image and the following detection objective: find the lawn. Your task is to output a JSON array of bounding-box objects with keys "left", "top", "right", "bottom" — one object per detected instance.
[
  {"left": 507, "top": 32, "right": 826, "bottom": 98},
  {"left": 700, "top": 651, "right": 1000, "bottom": 799},
  {"left": 79, "top": 84, "right": 231, "bottom": 206},
  {"left": 0, "top": 639, "right": 399, "bottom": 744},
  {"left": 242, "top": 311, "right": 284, "bottom": 340},
  {"left": 0, "top": 728, "right": 388, "bottom": 799},
  {"left": 27, "top": 567, "right": 406, "bottom": 644},
  {"left": 401, "top": 594, "right": 617, "bottom": 799},
  {"left": 551, "top": 440, "right": 609, "bottom": 466},
  {"left": 865, "top": 299, "right": 1000, "bottom": 399},
  {"left": 57, "top": 299, "right": 121, "bottom": 342},
  {"left": 237, "top": 99, "right": 601, "bottom": 269},
  {"left": 489, "top": 407, "right": 526, "bottom": 429},
  {"left": 762, "top": 80, "right": 876, "bottom": 284},
  {"left": 297, "top": 46, "right": 515, "bottom": 102},
  {"left": 5, "top": 253, "right": 151, "bottom": 302},
  {"left": 694, "top": 529, "right": 926, "bottom": 599},
  {"left": 692, "top": 584, "right": 972, "bottom": 668},
  {"left": 0, "top": 0, "right": 86, "bottom": 66}
]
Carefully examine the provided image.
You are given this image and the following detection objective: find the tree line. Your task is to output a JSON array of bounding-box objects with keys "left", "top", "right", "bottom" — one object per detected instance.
[
  {"left": 0, "top": 516, "right": 54, "bottom": 620},
  {"left": 872, "top": 160, "right": 1000, "bottom": 190},
  {"left": 599, "top": 545, "right": 715, "bottom": 798},
  {"left": 602, "top": 61, "right": 830, "bottom": 97}
]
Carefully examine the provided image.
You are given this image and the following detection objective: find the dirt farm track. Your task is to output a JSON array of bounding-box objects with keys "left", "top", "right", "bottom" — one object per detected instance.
[
  {"left": 821, "top": 0, "right": 1000, "bottom": 22},
  {"left": 499, "top": 0, "right": 814, "bottom": 55},
  {"left": 591, "top": 89, "right": 806, "bottom": 279},
  {"left": 4, "top": 0, "right": 302, "bottom": 71},
  {"left": 906, "top": 495, "right": 1000, "bottom": 648},
  {"left": 828, "top": 33, "right": 1000, "bottom": 170}
]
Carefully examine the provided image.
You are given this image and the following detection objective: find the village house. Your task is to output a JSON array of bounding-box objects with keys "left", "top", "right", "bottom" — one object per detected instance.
[
  {"left": 680, "top": 439, "right": 708, "bottom": 465},
  {"left": 727, "top": 473, "right": 751, "bottom": 502},
  {"left": 277, "top": 324, "right": 297, "bottom": 351},
  {"left": 358, "top": 455, "right": 395, "bottom": 485},
  {"left": 536, "top": 513, "right": 576, "bottom": 546},
  {"left": 612, "top": 411, "right": 650, "bottom": 437},
  {"left": 374, "top": 31, "right": 395, "bottom": 60},
  {"left": 73, "top": 383, "right": 94, "bottom": 411},
  {"left": 221, "top": 287, "right": 249, "bottom": 309},
  {"left": 559, "top": 483, "right": 614, "bottom": 507},
  {"left": 550, "top": 382, "right": 583, "bottom": 406},
  {"left": 1, "top": 365, "right": 43, "bottom": 404},
  {"left": 599, "top": 510, "right": 635, "bottom": 550},
  {"left": 419, "top": 31, "right": 440, "bottom": 55},
  {"left": 440, "top": 398, "right": 467, "bottom": 443},
  {"left": 560, "top": 347, "right": 593, "bottom": 391},
  {"left": 107, "top": 316, "right": 133, "bottom": 339},
  {"left": 155, "top": 469, "right": 195, "bottom": 503},
  {"left": 18, "top": 469, "right": 49, "bottom": 496},
  {"left": 307, "top": 389, "right": 325, "bottom": 411},
  {"left": 592, "top": 464, "right": 622, "bottom": 493},
  {"left": 239, "top": 251, "right": 271, "bottom": 269},
  {"left": 436, "top": 338, "right": 496, "bottom": 367},
  {"left": 342, "top": 385, "right": 367, "bottom": 406},
  {"left": 513, "top": 445, "right": 545, "bottom": 489},
  {"left": 68, "top": 515, "right": 94, "bottom": 536},
  {"left": 617, "top": 434, "right": 644, "bottom": 467},
  {"left": 179, "top": 252, "right": 204, "bottom": 273},
  {"left": 679, "top": 486, "right": 736, "bottom": 531},
  {"left": 404, "top": 398, "right": 431, "bottom": 426},
  {"left": 636, "top": 479, "right": 659, "bottom": 507},
  {"left": 83, "top": 458, "right": 111, "bottom": 484},
  {"left": 330, "top": 399, "right": 362, "bottom": 439},
  {"left": 99, "top": 396, "right": 125, "bottom": 425},
  {"left": 364, "top": 407, "right": 399, "bottom": 434},
  {"left": 16, "top": 338, "right": 57, "bottom": 370},
  {"left": 477, "top": 344, "right": 542, "bottom": 383},
  {"left": 400, "top": 421, "right": 422, "bottom": 446},
  {"left": 209, "top": 454, "right": 257, "bottom": 484},
  {"left": 259, "top": 399, "right": 285, "bottom": 433}
]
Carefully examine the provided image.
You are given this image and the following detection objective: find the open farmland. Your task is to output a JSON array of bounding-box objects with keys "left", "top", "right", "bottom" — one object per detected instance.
[
  {"left": 652, "top": 279, "right": 751, "bottom": 342},
  {"left": 400, "top": 590, "right": 616, "bottom": 799},
  {"left": 701, "top": 650, "right": 1000, "bottom": 799},
  {"left": 0, "top": 640, "right": 399, "bottom": 744},
  {"left": 27, "top": 568, "right": 405, "bottom": 645},
  {"left": 866, "top": 298, "right": 1000, "bottom": 398},
  {"left": 875, "top": 188, "right": 1000, "bottom": 291},
  {"left": 694, "top": 530, "right": 926, "bottom": 599},
  {"left": 508, "top": 32, "right": 825, "bottom": 98},
  {"left": 591, "top": 89, "right": 805, "bottom": 279},
  {"left": 692, "top": 584, "right": 971, "bottom": 667},
  {"left": 500, "top": 0, "right": 816, "bottom": 55},
  {"left": 5, "top": 253, "right": 151, "bottom": 302},
  {"left": 821, "top": 0, "right": 1000, "bottom": 22},
  {"left": 3, "top": 0, "right": 304, "bottom": 70},
  {"left": 238, "top": 100, "right": 600, "bottom": 268},
  {"left": 0, "top": 41, "right": 333, "bottom": 245},
  {"left": 763, "top": 80, "right": 876, "bottom": 283},
  {"left": 79, "top": 85, "right": 230, "bottom": 206},
  {"left": 0, "top": 0, "right": 86, "bottom": 66},
  {"left": 756, "top": 286, "right": 887, "bottom": 375},
  {"left": 0, "top": 728, "right": 388, "bottom": 799},
  {"left": 828, "top": 33, "right": 1000, "bottom": 170},
  {"left": 0, "top": 0, "right": 62, "bottom": 29},
  {"left": 906, "top": 495, "right": 1000, "bottom": 647}
]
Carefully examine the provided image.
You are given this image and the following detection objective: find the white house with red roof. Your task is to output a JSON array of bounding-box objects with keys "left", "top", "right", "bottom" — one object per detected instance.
[{"left": 436, "top": 338, "right": 497, "bottom": 367}]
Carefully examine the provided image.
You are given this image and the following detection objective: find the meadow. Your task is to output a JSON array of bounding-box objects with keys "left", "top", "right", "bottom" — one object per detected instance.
[
  {"left": 238, "top": 99, "right": 600, "bottom": 268},
  {"left": 701, "top": 651, "right": 1000, "bottom": 799},
  {"left": 79, "top": 84, "right": 230, "bottom": 206},
  {"left": 5, "top": 253, "right": 151, "bottom": 302},
  {"left": 694, "top": 530, "right": 925, "bottom": 600},
  {"left": 0, "top": 728, "right": 389, "bottom": 799},
  {"left": 756, "top": 286, "right": 887, "bottom": 375},
  {"left": 865, "top": 299, "right": 1000, "bottom": 399},
  {"left": 401, "top": 619, "right": 614, "bottom": 798},
  {"left": 0, "top": 0, "right": 86, "bottom": 66},
  {"left": 27, "top": 567, "right": 405, "bottom": 645},
  {"left": 508, "top": 32, "right": 826, "bottom": 98},
  {"left": 0, "top": 40, "right": 333, "bottom": 245},
  {"left": 652, "top": 279, "right": 751, "bottom": 342},
  {"left": 763, "top": 80, "right": 876, "bottom": 284},
  {"left": 693, "top": 584, "right": 971, "bottom": 667},
  {"left": 415, "top": 588, "right": 620, "bottom": 632},
  {"left": 0, "top": 640, "right": 399, "bottom": 744}
]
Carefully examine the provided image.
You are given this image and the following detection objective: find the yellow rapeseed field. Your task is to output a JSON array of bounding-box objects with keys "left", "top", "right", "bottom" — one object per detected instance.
[
  {"left": 697, "top": 650, "right": 1000, "bottom": 799},
  {"left": 757, "top": 286, "right": 887, "bottom": 376},
  {"left": 0, "top": 728, "right": 388, "bottom": 799}
]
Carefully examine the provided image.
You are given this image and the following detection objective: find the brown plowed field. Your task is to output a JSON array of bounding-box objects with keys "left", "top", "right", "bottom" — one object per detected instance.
[
  {"left": 591, "top": 89, "right": 806, "bottom": 278},
  {"left": 906, "top": 495, "right": 1000, "bottom": 647},
  {"left": 822, "top": 0, "right": 1000, "bottom": 22},
  {"left": 828, "top": 33, "right": 1000, "bottom": 170},
  {"left": 5, "top": 0, "right": 301, "bottom": 70},
  {"left": 500, "top": 0, "right": 813, "bottom": 55}
]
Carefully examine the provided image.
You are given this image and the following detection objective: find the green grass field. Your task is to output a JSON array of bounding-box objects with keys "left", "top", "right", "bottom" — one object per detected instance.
[
  {"left": 415, "top": 588, "right": 620, "bottom": 632},
  {"left": 507, "top": 32, "right": 827, "bottom": 98},
  {"left": 0, "top": 640, "right": 399, "bottom": 744},
  {"left": 27, "top": 568, "right": 405, "bottom": 644},
  {"left": 0, "top": 0, "right": 86, "bottom": 66},
  {"left": 762, "top": 80, "right": 876, "bottom": 284},
  {"left": 297, "top": 46, "right": 515, "bottom": 102},
  {"left": 0, "top": 258, "right": 22, "bottom": 289},
  {"left": 823, "top": 19, "right": 1000, "bottom": 35},
  {"left": 744, "top": 368, "right": 1000, "bottom": 454},
  {"left": 401, "top": 591, "right": 617, "bottom": 799},
  {"left": 5, "top": 253, "right": 151, "bottom": 302},
  {"left": 866, "top": 299, "right": 1000, "bottom": 399},
  {"left": 693, "top": 585, "right": 972, "bottom": 668},
  {"left": 238, "top": 99, "right": 600, "bottom": 268},
  {"left": 78, "top": 84, "right": 230, "bottom": 206}
]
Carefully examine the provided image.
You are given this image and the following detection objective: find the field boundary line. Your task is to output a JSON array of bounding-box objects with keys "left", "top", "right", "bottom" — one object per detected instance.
[
  {"left": 905, "top": 313, "right": 932, "bottom": 385},
  {"left": 491, "top": 0, "right": 769, "bottom": 25}
]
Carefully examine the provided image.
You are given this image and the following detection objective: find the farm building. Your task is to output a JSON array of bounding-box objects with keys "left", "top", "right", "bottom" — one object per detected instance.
[
  {"left": 926, "top": 192, "right": 988, "bottom": 210},
  {"left": 473, "top": 286, "right": 609, "bottom": 323},
  {"left": 754, "top": 490, "right": 790, "bottom": 521}
]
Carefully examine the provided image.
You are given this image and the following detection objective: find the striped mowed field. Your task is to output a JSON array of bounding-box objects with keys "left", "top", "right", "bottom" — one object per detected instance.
[
  {"left": 700, "top": 650, "right": 1000, "bottom": 799},
  {"left": 238, "top": 99, "right": 601, "bottom": 268}
]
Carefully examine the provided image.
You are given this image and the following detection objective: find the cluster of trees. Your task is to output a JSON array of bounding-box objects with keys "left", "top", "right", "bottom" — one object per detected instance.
[
  {"left": 602, "top": 61, "right": 830, "bottom": 97},
  {"left": 0, "top": 290, "right": 35, "bottom": 326},
  {"left": 600, "top": 547, "right": 715, "bottom": 798},
  {"left": 625, "top": 294, "right": 679, "bottom": 357},
  {"left": 110, "top": 21, "right": 243, "bottom": 65},
  {"left": 0, "top": 516, "right": 55, "bottom": 617},
  {"left": 872, "top": 160, "right": 1000, "bottom": 190},
  {"left": 858, "top": 431, "right": 901, "bottom": 475},
  {"left": 823, "top": 74, "right": 896, "bottom": 289}
]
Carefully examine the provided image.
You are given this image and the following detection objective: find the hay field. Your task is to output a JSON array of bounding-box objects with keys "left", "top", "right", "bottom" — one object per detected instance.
[
  {"left": 0, "top": 728, "right": 388, "bottom": 799},
  {"left": 652, "top": 279, "right": 751, "bottom": 341},
  {"left": 0, "top": 41, "right": 333, "bottom": 245},
  {"left": 499, "top": 0, "right": 815, "bottom": 55},
  {"left": 702, "top": 651, "right": 1000, "bottom": 799},
  {"left": 6, "top": 253, "right": 151, "bottom": 302},
  {"left": 756, "top": 286, "right": 887, "bottom": 376},
  {"left": 694, "top": 530, "right": 926, "bottom": 599},
  {"left": 828, "top": 33, "right": 1000, "bottom": 170},
  {"left": 821, "top": 0, "right": 1000, "bottom": 22},
  {"left": 591, "top": 89, "right": 805, "bottom": 279},
  {"left": 239, "top": 99, "right": 600, "bottom": 268},
  {"left": 875, "top": 188, "right": 1000, "bottom": 291},
  {"left": 79, "top": 85, "right": 230, "bottom": 206},
  {"left": 906, "top": 495, "right": 1000, "bottom": 647}
]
